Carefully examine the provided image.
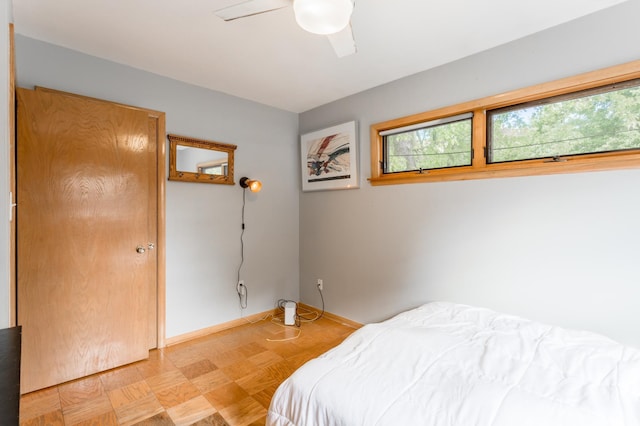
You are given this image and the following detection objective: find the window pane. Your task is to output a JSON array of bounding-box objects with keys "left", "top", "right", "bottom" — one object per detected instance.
[
  {"left": 384, "top": 119, "right": 472, "bottom": 173},
  {"left": 489, "top": 80, "right": 640, "bottom": 163}
]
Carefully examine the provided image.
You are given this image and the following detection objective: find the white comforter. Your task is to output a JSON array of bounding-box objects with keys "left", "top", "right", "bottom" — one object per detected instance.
[{"left": 267, "top": 302, "right": 640, "bottom": 426}]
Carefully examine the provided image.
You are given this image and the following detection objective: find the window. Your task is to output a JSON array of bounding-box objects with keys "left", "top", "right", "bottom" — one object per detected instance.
[
  {"left": 488, "top": 80, "right": 640, "bottom": 163},
  {"left": 370, "top": 60, "right": 640, "bottom": 185},
  {"left": 382, "top": 113, "right": 473, "bottom": 173}
]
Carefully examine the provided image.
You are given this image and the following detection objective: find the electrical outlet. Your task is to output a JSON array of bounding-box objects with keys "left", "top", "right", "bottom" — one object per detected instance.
[
  {"left": 237, "top": 280, "right": 245, "bottom": 294},
  {"left": 317, "top": 279, "right": 323, "bottom": 290}
]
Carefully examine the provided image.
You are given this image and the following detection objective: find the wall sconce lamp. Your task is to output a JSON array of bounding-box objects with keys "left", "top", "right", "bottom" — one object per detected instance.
[
  {"left": 237, "top": 176, "right": 262, "bottom": 310},
  {"left": 239, "top": 177, "right": 262, "bottom": 193}
]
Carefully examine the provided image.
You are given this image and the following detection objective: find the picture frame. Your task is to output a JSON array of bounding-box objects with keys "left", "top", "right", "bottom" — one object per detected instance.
[{"left": 300, "top": 121, "right": 359, "bottom": 192}]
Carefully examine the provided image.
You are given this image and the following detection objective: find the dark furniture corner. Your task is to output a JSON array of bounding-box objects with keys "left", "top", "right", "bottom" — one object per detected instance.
[{"left": 0, "top": 326, "right": 21, "bottom": 426}]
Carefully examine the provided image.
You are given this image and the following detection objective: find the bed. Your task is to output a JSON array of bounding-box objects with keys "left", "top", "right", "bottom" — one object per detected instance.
[{"left": 266, "top": 302, "right": 640, "bottom": 426}]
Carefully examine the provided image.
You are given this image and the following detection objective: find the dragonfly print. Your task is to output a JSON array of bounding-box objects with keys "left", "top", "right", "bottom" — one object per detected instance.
[{"left": 306, "top": 133, "right": 351, "bottom": 181}]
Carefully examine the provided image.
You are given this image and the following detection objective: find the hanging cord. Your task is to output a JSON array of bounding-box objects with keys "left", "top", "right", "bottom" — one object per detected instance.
[
  {"left": 266, "top": 321, "right": 302, "bottom": 342},
  {"left": 236, "top": 189, "right": 248, "bottom": 309},
  {"left": 297, "top": 286, "right": 325, "bottom": 322},
  {"left": 244, "top": 311, "right": 273, "bottom": 324}
]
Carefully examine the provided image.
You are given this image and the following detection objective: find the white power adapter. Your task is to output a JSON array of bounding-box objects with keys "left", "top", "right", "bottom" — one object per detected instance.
[{"left": 284, "top": 301, "right": 296, "bottom": 326}]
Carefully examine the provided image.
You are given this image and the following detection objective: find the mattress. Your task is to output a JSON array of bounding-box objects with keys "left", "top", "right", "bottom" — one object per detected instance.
[{"left": 266, "top": 302, "right": 640, "bottom": 426}]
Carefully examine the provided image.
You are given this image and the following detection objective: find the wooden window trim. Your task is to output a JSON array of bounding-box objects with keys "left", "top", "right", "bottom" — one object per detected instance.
[{"left": 369, "top": 60, "right": 640, "bottom": 186}]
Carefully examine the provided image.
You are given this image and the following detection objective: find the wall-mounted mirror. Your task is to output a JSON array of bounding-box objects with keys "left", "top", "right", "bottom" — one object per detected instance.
[{"left": 168, "top": 134, "right": 236, "bottom": 185}]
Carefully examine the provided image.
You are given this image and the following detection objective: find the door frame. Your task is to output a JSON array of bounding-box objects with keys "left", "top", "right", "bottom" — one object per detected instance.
[
  {"left": 9, "top": 23, "right": 16, "bottom": 326},
  {"left": 19, "top": 87, "right": 167, "bottom": 348}
]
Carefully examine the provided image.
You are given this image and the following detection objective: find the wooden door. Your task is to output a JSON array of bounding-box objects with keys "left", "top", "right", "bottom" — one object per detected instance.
[{"left": 17, "top": 87, "right": 157, "bottom": 393}]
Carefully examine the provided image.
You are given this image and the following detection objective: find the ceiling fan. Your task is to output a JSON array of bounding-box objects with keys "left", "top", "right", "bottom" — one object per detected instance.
[{"left": 214, "top": 0, "right": 357, "bottom": 57}]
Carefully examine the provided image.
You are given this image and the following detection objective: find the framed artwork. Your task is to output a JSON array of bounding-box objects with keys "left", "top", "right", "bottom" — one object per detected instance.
[{"left": 300, "top": 121, "right": 359, "bottom": 192}]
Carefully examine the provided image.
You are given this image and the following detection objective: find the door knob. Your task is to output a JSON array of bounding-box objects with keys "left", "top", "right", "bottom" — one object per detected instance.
[{"left": 136, "top": 246, "right": 146, "bottom": 254}]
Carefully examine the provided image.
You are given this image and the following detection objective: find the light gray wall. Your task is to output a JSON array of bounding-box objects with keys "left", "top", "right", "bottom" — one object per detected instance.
[
  {"left": 10, "top": 1, "right": 640, "bottom": 348},
  {"left": 14, "top": 35, "right": 300, "bottom": 339},
  {"left": 299, "top": 0, "right": 640, "bottom": 348},
  {"left": 0, "top": 2, "right": 11, "bottom": 328}
]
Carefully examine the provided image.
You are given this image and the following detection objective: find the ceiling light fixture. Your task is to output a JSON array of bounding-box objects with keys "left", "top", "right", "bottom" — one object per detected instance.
[{"left": 293, "top": 0, "right": 354, "bottom": 35}]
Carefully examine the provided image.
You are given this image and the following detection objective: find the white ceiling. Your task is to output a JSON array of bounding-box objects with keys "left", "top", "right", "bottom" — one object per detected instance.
[{"left": 12, "top": 0, "right": 627, "bottom": 113}]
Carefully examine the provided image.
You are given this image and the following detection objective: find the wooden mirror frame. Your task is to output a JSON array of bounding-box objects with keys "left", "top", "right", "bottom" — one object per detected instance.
[{"left": 168, "top": 134, "right": 236, "bottom": 185}]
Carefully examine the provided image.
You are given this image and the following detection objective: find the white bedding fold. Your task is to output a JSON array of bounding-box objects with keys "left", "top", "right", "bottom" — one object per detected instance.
[{"left": 266, "top": 302, "right": 640, "bottom": 426}]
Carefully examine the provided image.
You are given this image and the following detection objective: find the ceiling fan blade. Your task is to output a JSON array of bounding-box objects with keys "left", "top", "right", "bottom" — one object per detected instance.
[
  {"left": 214, "top": 0, "right": 291, "bottom": 21},
  {"left": 327, "top": 23, "right": 357, "bottom": 58}
]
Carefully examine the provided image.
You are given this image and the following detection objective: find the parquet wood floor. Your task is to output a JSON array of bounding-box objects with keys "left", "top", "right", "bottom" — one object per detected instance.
[{"left": 20, "top": 315, "right": 357, "bottom": 426}]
